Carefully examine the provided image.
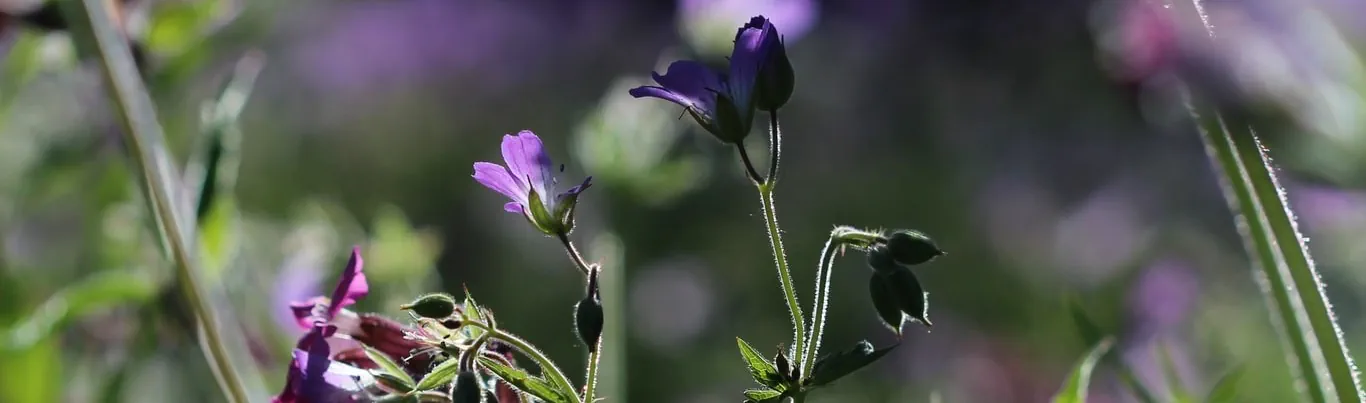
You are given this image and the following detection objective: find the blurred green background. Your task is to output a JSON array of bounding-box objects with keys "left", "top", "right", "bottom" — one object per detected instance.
[{"left": 4, "top": 0, "right": 1366, "bottom": 402}]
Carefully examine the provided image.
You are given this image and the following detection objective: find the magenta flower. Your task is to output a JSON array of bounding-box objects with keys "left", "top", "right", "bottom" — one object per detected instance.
[
  {"left": 630, "top": 15, "right": 789, "bottom": 142},
  {"left": 289, "top": 247, "right": 369, "bottom": 330},
  {"left": 272, "top": 323, "right": 374, "bottom": 403},
  {"left": 472, "top": 130, "right": 592, "bottom": 235}
]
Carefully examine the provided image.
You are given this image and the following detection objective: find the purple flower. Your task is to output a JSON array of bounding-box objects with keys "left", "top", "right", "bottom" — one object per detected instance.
[
  {"left": 472, "top": 130, "right": 592, "bottom": 235},
  {"left": 630, "top": 15, "right": 790, "bottom": 142},
  {"left": 273, "top": 323, "right": 374, "bottom": 403},
  {"left": 289, "top": 248, "right": 369, "bottom": 330}
]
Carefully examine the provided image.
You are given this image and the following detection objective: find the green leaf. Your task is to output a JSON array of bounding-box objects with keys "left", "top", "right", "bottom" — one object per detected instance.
[
  {"left": 1205, "top": 366, "right": 1245, "bottom": 403},
  {"left": 1052, "top": 337, "right": 1114, "bottom": 403},
  {"left": 364, "top": 344, "right": 415, "bottom": 386},
  {"left": 0, "top": 338, "right": 60, "bottom": 403},
  {"left": 2, "top": 269, "right": 160, "bottom": 350},
  {"left": 743, "top": 389, "right": 783, "bottom": 403},
  {"left": 479, "top": 357, "right": 576, "bottom": 403},
  {"left": 415, "top": 358, "right": 460, "bottom": 391},
  {"left": 736, "top": 337, "right": 784, "bottom": 390},
  {"left": 805, "top": 340, "right": 897, "bottom": 388},
  {"left": 373, "top": 372, "right": 415, "bottom": 394}
]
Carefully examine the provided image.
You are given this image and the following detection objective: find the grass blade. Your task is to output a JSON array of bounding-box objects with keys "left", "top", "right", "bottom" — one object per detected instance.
[
  {"left": 1169, "top": 1, "right": 1365, "bottom": 401},
  {"left": 1053, "top": 338, "right": 1114, "bottom": 403},
  {"left": 54, "top": 0, "right": 257, "bottom": 400}
]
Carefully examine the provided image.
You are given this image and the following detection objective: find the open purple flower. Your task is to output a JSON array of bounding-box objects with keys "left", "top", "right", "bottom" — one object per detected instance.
[
  {"left": 472, "top": 130, "right": 592, "bottom": 235},
  {"left": 273, "top": 323, "right": 374, "bottom": 403},
  {"left": 630, "top": 15, "right": 790, "bottom": 142},
  {"left": 289, "top": 247, "right": 368, "bottom": 330}
]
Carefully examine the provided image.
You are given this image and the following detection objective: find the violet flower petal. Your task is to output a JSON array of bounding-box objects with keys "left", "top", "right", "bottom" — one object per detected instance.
[
  {"left": 325, "top": 248, "right": 368, "bottom": 319},
  {"left": 473, "top": 162, "right": 527, "bottom": 204},
  {"left": 508, "top": 131, "right": 554, "bottom": 203},
  {"left": 629, "top": 60, "right": 724, "bottom": 118},
  {"left": 504, "top": 202, "right": 524, "bottom": 213},
  {"left": 729, "top": 16, "right": 776, "bottom": 110},
  {"left": 557, "top": 176, "right": 593, "bottom": 200},
  {"left": 289, "top": 297, "right": 328, "bottom": 330}
]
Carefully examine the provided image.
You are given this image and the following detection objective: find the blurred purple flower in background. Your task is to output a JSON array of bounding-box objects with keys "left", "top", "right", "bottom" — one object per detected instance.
[
  {"left": 679, "top": 0, "right": 817, "bottom": 52},
  {"left": 472, "top": 130, "right": 592, "bottom": 235}
]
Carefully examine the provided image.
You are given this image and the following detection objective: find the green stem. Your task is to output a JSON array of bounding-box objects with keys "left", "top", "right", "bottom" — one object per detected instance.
[
  {"left": 584, "top": 341, "right": 601, "bottom": 403},
  {"left": 57, "top": 0, "right": 250, "bottom": 401},
  {"left": 736, "top": 143, "right": 765, "bottom": 184},
  {"left": 558, "top": 233, "right": 592, "bottom": 275},
  {"left": 765, "top": 111, "right": 781, "bottom": 185},
  {"left": 1173, "top": 1, "right": 1363, "bottom": 400},
  {"left": 801, "top": 234, "right": 840, "bottom": 376},
  {"left": 757, "top": 182, "right": 805, "bottom": 365},
  {"left": 465, "top": 321, "right": 583, "bottom": 403}
]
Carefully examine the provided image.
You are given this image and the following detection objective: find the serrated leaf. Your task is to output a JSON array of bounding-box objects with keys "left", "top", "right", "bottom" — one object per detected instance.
[
  {"left": 479, "top": 357, "right": 575, "bottom": 403},
  {"left": 737, "top": 337, "right": 784, "bottom": 390},
  {"left": 364, "top": 344, "right": 415, "bottom": 386},
  {"left": 2, "top": 270, "right": 160, "bottom": 350},
  {"left": 1052, "top": 338, "right": 1114, "bottom": 403},
  {"left": 415, "top": 358, "right": 460, "bottom": 391},
  {"left": 1205, "top": 366, "right": 1244, "bottom": 403},
  {"left": 805, "top": 340, "right": 897, "bottom": 388},
  {"left": 743, "top": 388, "right": 782, "bottom": 403}
]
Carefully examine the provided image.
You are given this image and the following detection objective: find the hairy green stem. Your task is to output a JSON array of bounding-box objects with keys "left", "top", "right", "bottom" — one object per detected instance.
[
  {"left": 465, "top": 321, "right": 582, "bottom": 403},
  {"left": 757, "top": 182, "right": 805, "bottom": 365},
  {"left": 57, "top": 0, "right": 250, "bottom": 401},
  {"left": 766, "top": 111, "right": 781, "bottom": 185},
  {"left": 801, "top": 234, "right": 840, "bottom": 376},
  {"left": 737, "top": 144, "right": 765, "bottom": 184},
  {"left": 1173, "top": 0, "right": 1364, "bottom": 400}
]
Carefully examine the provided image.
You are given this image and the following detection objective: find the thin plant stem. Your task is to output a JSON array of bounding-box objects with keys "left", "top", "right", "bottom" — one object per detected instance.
[
  {"left": 801, "top": 234, "right": 840, "bottom": 375},
  {"left": 558, "top": 233, "right": 592, "bottom": 275},
  {"left": 766, "top": 111, "right": 781, "bottom": 185},
  {"left": 558, "top": 233, "right": 601, "bottom": 401},
  {"left": 57, "top": 0, "right": 250, "bottom": 401},
  {"left": 584, "top": 340, "right": 602, "bottom": 403},
  {"left": 757, "top": 181, "right": 804, "bottom": 365},
  {"left": 465, "top": 321, "right": 583, "bottom": 403},
  {"left": 736, "top": 143, "right": 765, "bottom": 184}
]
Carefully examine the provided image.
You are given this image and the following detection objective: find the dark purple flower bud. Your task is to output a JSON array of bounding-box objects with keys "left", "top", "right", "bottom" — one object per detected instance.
[
  {"left": 452, "top": 371, "right": 483, "bottom": 403},
  {"left": 574, "top": 267, "right": 604, "bottom": 352},
  {"left": 736, "top": 16, "right": 794, "bottom": 111},
  {"left": 884, "top": 230, "right": 944, "bottom": 266},
  {"left": 472, "top": 131, "right": 592, "bottom": 236},
  {"left": 629, "top": 60, "right": 754, "bottom": 143}
]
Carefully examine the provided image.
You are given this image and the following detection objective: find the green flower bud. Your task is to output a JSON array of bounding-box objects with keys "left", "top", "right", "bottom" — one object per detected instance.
[
  {"left": 774, "top": 347, "right": 792, "bottom": 382},
  {"left": 885, "top": 230, "right": 944, "bottom": 266},
  {"left": 868, "top": 274, "right": 906, "bottom": 337},
  {"left": 866, "top": 245, "right": 899, "bottom": 276},
  {"left": 875, "top": 267, "right": 932, "bottom": 328},
  {"left": 400, "top": 293, "right": 458, "bottom": 319}
]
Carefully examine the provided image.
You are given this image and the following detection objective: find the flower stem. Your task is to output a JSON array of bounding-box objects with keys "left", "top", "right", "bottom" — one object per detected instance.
[
  {"left": 757, "top": 181, "right": 805, "bottom": 365},
  {"left": 801, "top": 234, "right": 841, "bottom": 376},
  {"left": 56, "top": 0, "right": 251, "bottom": 401},
  {"left": 465, "top": 321, "right": 583, "bottom": 403},
  {"left": 736, "top": 143, "right": 765, "bottom": 184},
  {"left": 558, "top": 233, "right": 592, "bottom": 275},
  {"left": 584, "top": 340, "right": 602, "bottom": 402},
  {"left": 766, "top": 111, "right": 781, "bottom": 185}
]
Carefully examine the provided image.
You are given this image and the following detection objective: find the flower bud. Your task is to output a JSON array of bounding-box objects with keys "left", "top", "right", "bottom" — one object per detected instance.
[
  {"left": 452, "top": 370, "right": 483, "bottom": 403},
  {"left": 868, "top": 275, "right": 905, "bottom": 336},
  {"left": 774, "top": 347, "right": 792, "bottom": 382},
  {"left": 885, "top": 230, "right": 944, "bottom": 266},
  {"left": 874, "top": 267, "right": 932, "bottom": 328},
  {"left": 754, "top": 40, "right": 794, "bottom": 112},
  {"left": 865, "top": 245, "right": 899, "bottom": 276},
  {"left": 712, "top": 95, "right": 754, "bottom": 144},
  {"left": 574, "top": 267, "right": 605, "bottom": 352},
  {"left": 400, "top": 293, "right": 458, "bottom": 319}
]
